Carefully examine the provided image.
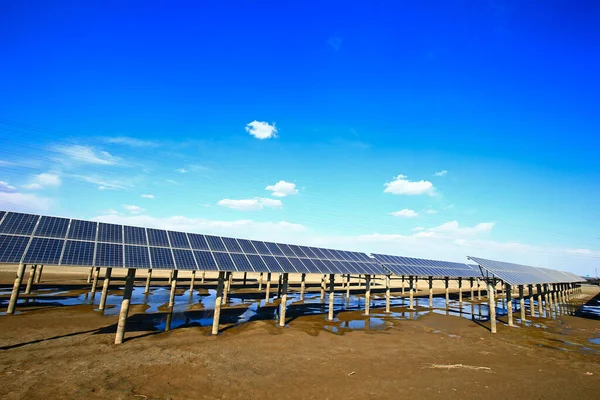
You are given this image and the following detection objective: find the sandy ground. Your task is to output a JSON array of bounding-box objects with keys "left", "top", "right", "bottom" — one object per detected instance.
[{"left": 1, "top": 266, "right": 599, "bottom": 399}]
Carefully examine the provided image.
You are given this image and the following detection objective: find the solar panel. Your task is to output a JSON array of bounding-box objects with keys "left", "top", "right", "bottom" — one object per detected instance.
[
  {"left": 0, "top": 211, "right": 5, "bottom": 222},
  {"left": 124, "top": 245, "right": 151, "bottom": 268},
  {"left": 97, "top": 223, "right": 123, "bottom": 243},
  {"left": 61, "top": 240, "right": 95, "bottom": 266},
  {"left": 275, "top": 243, "right": 296, "bottom": 257},
  {"left": 149, "top": 247, "right": 175, "bottom": 269},
  {"left": 0, "top": 212, "right": 40, "bottom": 235},
  {"left": 296, "top": 258, "right": 321, "bottom": 274},
  {"left": 264, "top": 242, "right": 285, "bottom": 256},
  {"left": 260, "top": 255, "right": 285, "bottom": 272},
  {"left": 188, "top": 233, "right": 210, "bottom": 250},
  {"left": 95, "top": 243, "right": 123, "bottom": 267},
  {"left": 246, "top": 254, "right": 270, "bottom": 272},
  {"left": 221, "top": 237, "right": 243, "bottom": 253},
  {"left": 468, "top": 256, "right": 557, "bottom": 285},
  {"left": 298, "top": 246, "right": 318, "bottom": 259},
  {"left": 34, "top": 216, "right": 70, "bottom": 238},
  {"left": 168, "top": 231, "right": 190, "bottom": 249},
  {"left": 0, "top": 234, "right": 30, "bottom": 263},
  {"left": 23, "top": 237, "right": 65, "bottom": 264},
  {"left": 67, "top": 220, "right": 97, "bottom": 241},
  {"left": 194, "top": 250, "right": 218, "bottom": 270},
  {"left": 274, "top": 256, "right": 297, "bottom": 273},
  {"left": 124, "top": 226, "right": 148, "bottom": 245},
  {"left": 288, "top": 257, "right": 311, "bottom": 273},
  {"left": 229, "top": 253, "right": 254, "bottom": 272},
  {"left": 212, "top": 251, "right": 238, "bottom": 271},
  {"left": 310, "top": 258, "right": 331, "bottom": 273},
  {"left": 171, "top": 249, "right": 197, "bottom": 270},
  {"left": 206, "top": 235, "right": 227, "bottom": 252},
  {"left": 250, "top": 240, "right": 271, "bottom": 255},
  {"left": 147, "top": 229, "right": 169, "bottom": 247},
  {"left": 287, "top": 244, "right": 308, "bottom": 258},
  {"left": 373, "top": 253, "right": 480, "bottom": 279},
  {"left": 236, "top": 239, "right": 258, "bottom": 254}
]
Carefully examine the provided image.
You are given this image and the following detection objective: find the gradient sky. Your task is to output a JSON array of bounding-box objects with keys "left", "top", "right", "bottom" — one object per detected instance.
[{"left": 1, "top": 1, "right": 599, "bottom": 275}]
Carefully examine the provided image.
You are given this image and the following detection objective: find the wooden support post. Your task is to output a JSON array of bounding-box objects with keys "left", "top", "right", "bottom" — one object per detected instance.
[
  {"left": 364, "top": 275, "right": 371, "bottom": 316},
  {"left": 320, "top": 274, "right": 326, "bottom": 301},
  {"left": 144, "top": 269, "right": 152, "bottom": 294},
  {"left": 114, "top": 268, "right": 136, "bottom": 344},
  {"left": 265, "top": 272, "right": 271, "bottom": 302},
  {"left": 91, "top": 267, "right": 100, "bottom": 299},
  {"left": 487, "top": 281, "right": 497, "bottom": 334},
  {"left": 258, "top": 272, "right": 263, "bottom": 290},
  {"left": 519, "top": 285, "right": 526, "bottom": 322},
  {"left": 24, "top": 265, "right": 37, "bottom": 295},
  {"left": 99, "top": 267, "right": 112, "bottom": 313},
  {"left": 506, "top": 284, "right": 514, "bottom": 327},
  {"left": 223, "top": 271, "right": 231, "bottom": 304},
  {"left": 201, "top": 270, "right": 205, "bottom": 284},
  {"left": 477, "top": 279, "right": 481, "bottom": 300},
  {"left": 7, "top": 263, "right": 26, "bottom": 314},
  {"left": 300, "top": 273, "right": 306, "bottom": 301},
  {"left": 346, "top": 274, "right": 351, "bottom": 299},
  {"left": 86, "top": 266, "right": 94, "bottom": 284},
  {"left": 537, "top": 284, "right": 543, "bottom": 316},
  {"left": 211, "top": 271, "right": 225, "bottom": 335},
  {"left": 409, "top": 276, "right": 415, "bottom": 310},
  {"left": 279, "top": 273, "right": 289, "bottom": 327},
  {"left": 189, "top": 270, "right": 196, "bottom": 292},
  {"left": 545, "top": 284, "right": 553, "bottom": 316},
  {"left": 401, "top": 275, "right": 405, "bottom": 295},
  {"left": 469, "top": 278, "right": 474, "bottom": 299},
  {"left": 458, "top": 277, "right": 463, "bottom": 305},
  {"left": 168, "top": 270, "right": 173, "bottom": 284},
  {"left": 328, "top": 274, "right": 335, "bottom": 321},
  {"left": 385, "top": 274, "right": 391, "bottom": 314},
  {"left": 428, "top": 277, "right": 433, "bottom": 308},
  {"left": 35, "top": 265, "right": 44, "bottom": 283},
  {"left": 277, "top": 273, "right": 283, "bottom": 299},
  {"left": 243, "top": 272, "right": 247, "bottom": 286},
  {"left": 415, "top": 277, "right": 419, "bottom": 293},
  {"left": 529, "top": 284, "right": 535, "bottom": 317},
  {"left": 444, "top": 278, "right": 449, "bottom": 309},
  {"left": 169, "top": 270, "right": 178, "bottom": 308}
]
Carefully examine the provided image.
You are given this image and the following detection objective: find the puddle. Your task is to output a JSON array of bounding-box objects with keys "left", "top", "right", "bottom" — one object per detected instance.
[{"left": 588, "top": 337, "right": 600, "bottom": 345}]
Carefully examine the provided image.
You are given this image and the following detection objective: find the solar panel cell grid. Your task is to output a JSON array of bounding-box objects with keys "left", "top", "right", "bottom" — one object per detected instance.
[
  {"left": 147, "top": 229, "right": 170, "bottom": 247},
  {"left": 0, "top": 234, "right": 30, "bottom": 263},
  {"left": 171, "top": 249, "right": 197, "bottom": 270},
  {"left": 23, "top": 237, "right": 64, "bottom": 264},
  {"left": 222, "top": 237, "right": 243, "bottom": 253},
  {"left": 236, "top": 239, "right": 258, "bottom": 254},
  {"left": 61, "top": 240, "right": 95, "bottom": 266},
  {"left": 212, "top": 251, "right": 237, "bottom": 271},
  {"left": 246, "top": 254, "right": 269, "bottom": 272},
  {"left": 275, "top": 243, "right": 296, "bottom": 257},
  {"left": 34, "top": 216, "right": 70, "bottom": 238},
  {"left": 260, "top": 255, "right": 285, "bottom": 273},
  {"left": 0, "top": 212, "right": 40, "bottom": 235},
  {"left": 123, "top": 226, "right": 148, "bottom": 245},
  {"left": 168, "top": 231, "right": 190, "bottom": 249},
  {"left": 288, "top": 245, "right": 308, "bottom": 258},
  {"left": 97, "top": 223, "right": 123, "bottom": 244},
  {"left": 206, "top": 235, "right": 227, "bottom": 252},
  {"left": 250, "top": 240, "right": 271, "bottom": 255},
  {"left": 298, "top": 258, "right": 321, "bottom": 274},
  {"left": 287, "top": 257, "right": 310, "bottom": 273},
  {"left": 95, "top": 243, "right": 123, "bottom": 267},
  {"left": 229, "top": 253, "right": 254, "bottom": 272},
  {"left": 149, "top": 247, "right": 175, "bottom": 269},
  {"left": 298, "top": 246, "right": 318, "bottom": 259},
  {"left": 124, "top": 245, "right": 151, "bottom": 268},
  {"left": 194, "top": 250, "right": 218, "bottom": 270},
  {"left": 274, "top": 256, "right": 297, "bottom": 273},
  {"left": 67, "top": 220, "right": 97, "bottom": 241},
  {"left": 264, "top": 242, "right": 285, "bottom": 256},
  {"left": 188, "top": 234, "right": 210, "bottom": 250}
]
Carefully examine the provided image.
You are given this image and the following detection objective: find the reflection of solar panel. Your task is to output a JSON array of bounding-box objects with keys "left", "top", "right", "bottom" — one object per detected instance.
[{"left": 372, "top": 253, "right": 480, "bottom": 279}]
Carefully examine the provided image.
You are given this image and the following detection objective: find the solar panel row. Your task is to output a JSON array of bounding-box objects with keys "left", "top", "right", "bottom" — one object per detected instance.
[{"left": 371, "top": 253, "right": 480, "bottom": 279}]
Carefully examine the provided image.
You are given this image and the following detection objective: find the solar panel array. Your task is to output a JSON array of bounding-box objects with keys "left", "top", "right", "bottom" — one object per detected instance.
[
  {"left": 0, "top": 211, "right": 386, "bottom": 275},
  {"left": 372, "top": 254, "right": 481, "bottom": 279},
  {"left": 468, "top": 256, "right": 584, "bottom": 285}
]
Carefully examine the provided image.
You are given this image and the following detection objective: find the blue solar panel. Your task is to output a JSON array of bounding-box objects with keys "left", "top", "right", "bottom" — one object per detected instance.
[
  {"left": 340, "top": 261, "right": 359, "bottom": 274},
  {"left": 236, "top": 239, "right": 258, "bottom": 254},
  {"left": 123, "top": 226, "right": 148, "bottom": 245},
  {"left": 67, "top": 220, "right": 97, "bottom": 241},
  {"left": 274, "top": 256, "right": 297, "bottom": 273},
  {"left": 34, "top": 216, "right": 69, "bottom": 238},
  {"left": 188, "top": 234, "right": 210, "bottom": 250},
  {"left": 0, "top": 234, "right": 30, "bottom": 263},
  {"left": 246, "top": 254, "right": 269, "bottom": 272},
  {"left": 147, "top": 229, "right": 169, "bottom": 247},
  {"left": 310, "top": 258, "right": 330, "bottom": 273},
  {"left": 206, "top": 235, "right": 227, "bottom": 252},
  {"left": 264, "top": 242, "right": 285, "bottom": 256},
  {"left": 212, "top": 251, "right": 237, "bottom": 271},
  {"left": 298, "top": 246, "right": 318, "bottom": 259},
  {"left": 194, "top": 250, "right": 218, "bottom": 270},
  {"left": 97, "top": 223, "right": 123, "bottom": 243},
  {"left": 287, "top": 245, "right": 308, "bottom": 258},
  {"left": 0, "top": 211, "right": 5, "bottom": 222},
  {"left": 317, "top": 247, "right": 337, "bottom": 260},
  {"left": 260, "top": 255, "right": 285, "bottom": 273},
  {"left": 149, "top": 247, "right": 175, "bottom": 269},
  {"left": 0, "top": 212, "right": 40, "bottom": 235},
  {"left": 172, "top": 249, "right": 197, "bottom": 270},
  {"left": 95, "top": 243, "right": 123, "bottom": 267},
  {"left": 288, "top": 257, "right": 310, "bottom": 274},
  {"left": 230, "top": 253, "right": 254, "bottom": 272},
  {"left": 250, "top": 240, "right": 271, "bottom": 255},
  {"left": 61, "top": 240, "right": 95, "bottom": 266},
  {"left": 168, "top": 231, "right": 190, "bottom": 249},
  {"left": 298, "top": 258, "right": 322, "bottom": 274},
  {"left": 124, "top": 245, "right": 151, "bottom": 268},
  {"left": 308, "top": 247, "right": 327, "bottom": 259},
  {"left": 275, "top": 243, "right": 296, "bottom": 257},
  {"left": 222, "top": 237, "right": 243, "bottom": 253},
  {"left": 23, "top": 237, "right": 64, "bottom": 264}
]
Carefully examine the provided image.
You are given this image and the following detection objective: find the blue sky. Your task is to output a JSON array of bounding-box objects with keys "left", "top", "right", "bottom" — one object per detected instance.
[{"left": 1, "top": 1, "right": 599, "bottom": 275}]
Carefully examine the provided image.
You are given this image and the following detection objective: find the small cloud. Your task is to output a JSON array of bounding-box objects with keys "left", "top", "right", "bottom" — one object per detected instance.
[
  {"left": 70, "top": 174, "right": 128, "bottom": 191},
  {"left": 23, "top": 183, "right": 43, "bottom": 190},
  {"left": 176, "top": 168, "right": 188, "bottom": 174},
  {"left": 25, "top": 172, "right": 61, "bottom": 189},
  {"left": 384, "top": 174, "right": 436, "bottom": 196},
  {"left": 434, "top": 170, "right": 448, "bottom": 177},
  {"left": 218, "top": 197, "right": 283, "bottom": 211},
  {"left": 265, "top": 180, "right": 299, "bottom": 197},
  {"left": 122, "top": 204, "right": 144, "bottom": 214},
  {"left": 412, "top": 226, "right": 425, "bottom": 231},
  {"left": 390, "top": 209, "right": 419, "bottom": 218},
  {"left": 103, "top": 208, "right": 119, "bottom": 215},
  {"left": 0, "top": 181, "right": 17, "bottom": 193},
  {"left": 141, "top": 194, "right": 155, "bottom": 199},
  {"left": 327, "top": 35, "right": 343, "bottom": 52},
  {"left": 566, "top": 249, "right": 594, "bottom": 255},
  {"left": 166, "top": 180, "right": 178, "bottom": 185},
  {"left": 245, "top": 121, "right": 278, "bottom": 140},
  {"left": 445, "top": 204, "right": 455, "bottom": 209},
  {"left": 105, "top": 136, "right": 157, "bottom": 147},
  {"left": 51, "top": 144, "right": 121, "bottom": 165},
  {"left": 425, "top": 209, "right": 438, "bottom": 214}
]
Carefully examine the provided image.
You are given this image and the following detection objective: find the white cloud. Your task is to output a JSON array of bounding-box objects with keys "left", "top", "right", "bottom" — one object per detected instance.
[
  {"left": 0, "top": 191, "right": 52, "bottom": 212},
  {"left": 425, "top": 209, "right": 438, "bottom": 214},
  {"left": 176, "top": 168, "right": 188, "bottom": 174},
  {"left": 421, "top": 221, "right": 495, "bottom": 238},
  {"left": 390, "top": 209, "right": 418, "bottom": 218},
  {"left": 218, "top": 197, "right": 283, "bottom": 211},
  {"left": 412, "top": 226, "right": 425, "bottom": 231},
  {"left": 245, "top": 121, "right": 278, "bottom": 139},
  {"left": 22, "top": 183, "right": 43, "bottom": 190},
  {"left": 0, "top": 181, "right": 17, "bottom": 193},
  {"left": 70, "top": 174, "right": 128, "bottom": 190},
  {"left": 166, "top": 179, "right": 178, "bottom": 185},
  {"left": 25, "top": 172, "right": 61, "bottom": 190},
  {"left": 105, "top": 136, "right": 157, "bottom": 147},
  {"left": 51, "top": 145, "right": 121, "bottom": 165},
  {"left": 566, "top": 248, "right": 594, "bottom": 255},
  {"left": 384, "top": 174, "right": 436, "bottom": 196},
  {"left": 265, "top": 180, "right": 298, "bottom": 197},
  {"left": 122, "top": 204, "right": 144, "bottom": 214},
  {"left": 141, "top": 194, "right": 155, "bottom": 199},
  {"left": 103, "top": 208, "right": 119, "bottom": 215},
  {"left": 434, "top": 170, "right": 448, "bottom": 177}
]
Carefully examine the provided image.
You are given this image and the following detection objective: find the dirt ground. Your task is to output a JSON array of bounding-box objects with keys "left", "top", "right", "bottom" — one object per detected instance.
[{"left": 1, "top": 267, "right": 599, "bottom": 399}]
